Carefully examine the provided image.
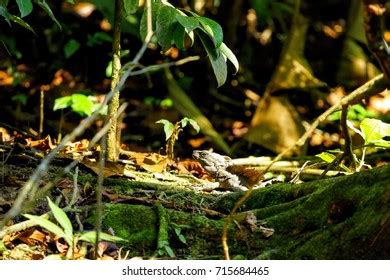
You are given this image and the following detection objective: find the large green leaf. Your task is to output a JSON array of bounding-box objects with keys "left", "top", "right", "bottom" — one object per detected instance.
[
  {"left": 140, "top": 2, "right": 162, "bottom": 41},
  {"left": 156, "top": 5, "right": 179, "bottom": 50},
  {"left": 173, "top": 24, "right": 186, "bottom": 49},
  {"left": 47, "top": 197, "right": 73, "bottom": 244},
  {"left": 175, "top": 13, "right": 199, "bottom": 33},
  {"left": 219, "top": 42, "right": 239, "bottom": 74},
  {"left": 124, "top": 0, "right": 139, "bottom": 15},
  {"left": 360, "top": 118, "right": 390, "bottom": 144},
  {"left": 196, "top": 29, "right": 227, "bottom": 87},
  {"left": 71, "top": 94, "right": 94, "bottom": 116},
  {"left": 191, "top": 13, "right": 223, "bottom": 48},
  {"left": 16, "top": 0, "right": 33, "bottom": 18}
]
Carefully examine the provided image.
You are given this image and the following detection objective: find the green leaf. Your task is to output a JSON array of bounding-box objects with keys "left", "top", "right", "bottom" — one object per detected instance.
[
  {"left": 71, "top": 94, "right": 94, "bottom": 116},
  {"left": 173, "top": 227, "right": 181, "bottom": 236},
  {"left": 36, "top": 0, "right": 61, "bottom": 30},
  {"left": 10, "top": 15, "right": 36, "bottom": 34},
  {"left": 164, "top": 245, "right": 175, "bottom": 257},
  {"left": 156, "top": 5, "right": 179, "bottom": 50},
  {"left": 360, "top": 118, "right": 390, "bottom": 144},
  {"left": 0, "top": 5, "right": 11, "bottom": 25},
  {"left": 197, "top": 30, "right": 227, "bottom": 87},
  {"left": 53, "top": 96, "right": 72, "bottom": 111},
  {"left": 124, "top": 0, "right": 138, "bottom": 15},
  {"left": 65, "top": 0, "right": 75, "bottom": 3},
  {"left": 369, "top": 139, "right": 390, "bottom": 148},
  {"left": 105, "top": 60, "right": 113, "bottom": 77},
  {"left": 92, "top": 103, "right": 108, "bottom": 115},
  {"left": 178, "top": 234, "right": 186, "bottom": 244},
  {"left": 63, "top": 39, "right": 80, "bottom": 58},
  {"left": 16, "top": 0, "right": 33, "bottom": 18},
  {"left": 79, "top": 231, "right": 124, "bottom": 243},
  {"left": 316, "top": 152, "right": 336, "bottom": 164},
  {"left": 46, "top": 197, "right": 73, "bottom": 243},
  {"left": 316, "top": 152, "right": 350, "bottom": 172},
  {"left": 156, "top": 119, "right": 175, "bottom": 140},
  {"left": 173, "top": 24, "right": 186, "bottom": 49},
  {"left": 180, "top": 117, "right": 200, "bottom": 133},
  {"left": 220, "top": 42, "right": 239, "bottom": 74},
  {"left": 24, "top": 214, "right": 68, "bottom": 243},
  {"left": 197, "top": 16, "right": 223, "bottom": 48},
  {"left": 175, "top": 13, "right": 199, "bottom": 33},
  {"left": 140, "top": 2, "right": 162, "bottom": 41}
]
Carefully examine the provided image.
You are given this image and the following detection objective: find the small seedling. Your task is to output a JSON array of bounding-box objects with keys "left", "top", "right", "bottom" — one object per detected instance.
[
  {"left": 53, "top": 93, "right": 107, "bottom": 142},
  {"left": 156, "top": 117, "right": 200, "bottom": 159},
  {"left": 317, "top": 118, "right": 390, "bottom": 171},
  {"left": 24, "top": 197, "right": 123, "bottom": 259}
]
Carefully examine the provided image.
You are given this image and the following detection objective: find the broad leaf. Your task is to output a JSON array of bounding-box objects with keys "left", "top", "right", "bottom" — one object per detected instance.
[
  {"left": 53, "top": 96, "right": 72, "bottom": 111},
  {"left": 71, "top": 94, "right": 94, "bottom": 116},
  {"left": 173, "top": 24, "right": 186, "bottom": 49},
  {"left": 196, "top": 15, "right": 223, "bottom": 48},
  {"left": 220, "top": 42, "right": 239, "bottom": 74},
  {"left": 360, "top": 118, "right": 390, "bottom": 144},
  {"left": 156, "top": 5, "right": 178, "bottom": 50},
  {"left": 79, "top": 231, "right": 124, "bottom": 243},
  {"left": 196, "top": 29, "right": 227, "bottom": 87},
  {"left": 47, "top": 197, "right": 73, "bottom": 243},
  {"left": 16, "top": 0, "right": 33, "bottom": 18},
  {"left": 124, "top": 0, "right": 139, "bottom": 15},
  {"left": 175, "top": 13, "right": 199, "bottom": 33},
  {"left": 156, "top": 119, "right": 175, "bottom": 140},
  {"left": 140, "top": 2, "right": 162, "bottom": 41},
  {"left": 36, "top": 0, "right": 61, "bottom": 30}
]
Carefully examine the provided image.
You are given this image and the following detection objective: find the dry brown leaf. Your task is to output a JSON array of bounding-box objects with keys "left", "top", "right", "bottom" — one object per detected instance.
[
  {"left": 16, "top": 228, "right": 47, "bottom": 246},
  {"left": 25, "top": 135, "right": 56, "bottom": 151},
  {"left": 81, "top": 160, "right": 129, "bottom": 178},
  {"left": 124, "top": 151, "right": 170, "bottom": 173}
]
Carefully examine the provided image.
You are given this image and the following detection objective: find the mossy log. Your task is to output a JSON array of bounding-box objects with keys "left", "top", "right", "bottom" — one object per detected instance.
[{"left": 87, "top": 165, "right": 390, "bottom": 259}]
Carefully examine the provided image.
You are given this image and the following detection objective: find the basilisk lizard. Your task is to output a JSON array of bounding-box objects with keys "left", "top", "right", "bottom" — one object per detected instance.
[{"left": 192, "top": 150, "right": 264, "bottom": 192}]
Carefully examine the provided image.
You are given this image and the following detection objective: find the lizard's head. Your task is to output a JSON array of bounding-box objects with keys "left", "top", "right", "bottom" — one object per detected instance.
[
  {"left": 192, "top": 150, "right": 231, "bottom": 166},
  {"left": 192, "top": 150, "right": 211, "bottom": 160}
]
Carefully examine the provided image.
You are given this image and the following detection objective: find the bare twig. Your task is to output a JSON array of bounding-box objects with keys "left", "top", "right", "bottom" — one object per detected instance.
[{"left": 341, "top": 105, "right": 358, "bottom": 169}]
